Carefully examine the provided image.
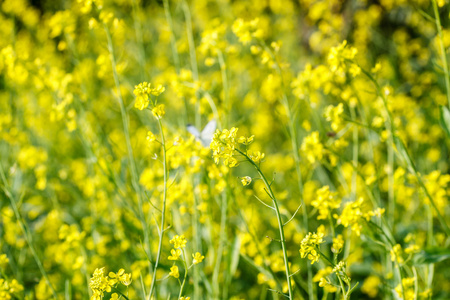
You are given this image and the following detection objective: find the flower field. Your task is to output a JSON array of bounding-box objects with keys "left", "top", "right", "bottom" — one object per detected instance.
[{"left": 1, "top": 0, "right": 450, "bottom": 299}]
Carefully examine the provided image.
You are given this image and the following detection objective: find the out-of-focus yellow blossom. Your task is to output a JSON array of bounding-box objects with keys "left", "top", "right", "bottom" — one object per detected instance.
[
  {"left": 170, "top": 235, "right": 187, "bottom": 249},
  {"left": 152, "top": 104, "right": 166, "bottom": 119},
  {"left": 192, "top": 252, "right": 205, "bottom": 264},
  {"left": 313, "top": 267, "right": 337, "bottom": 293},
  {"left": 249, "top": 151, "right": 265, "bottom": 163},
  {"left": 240, "top": 176, "right": 252, "bottom": 186},
  {"left": 151, "top": 84, "right": 165, "bottom": 96},
  {"left": 147, "top": 131, "right": 157, "bottom": 143},
  {"left": 404, "top": 244, "right": 420, "bottom": 254},
  {"left": 327, "top": 40, "right": 358, "bottom": 73},
  {"left": 324, "top": 103, "right": 345, "bottom": 131},
  {"left": 335, "top": 198, "right": 385, "bottom": 236},
  {"left": 168, "top": 249, "right": 182, "bottom": 261},
  {"left": 361, "top": 275, "right": 381, "bottom": 298},
  {"left": 238, "top": 135, "right": 254, "bottom": 145},
  {"left": 108, "top": 268, "right": 132, "bottom": 286},
  {"left": 0, "top": 254, "right": 9, "bottom": 269},
  {"left": 169, "top": 266, "right": 180, "bottom": 279},
  {"left": 311, "top": 186, "right": 341, "bottom": 220},
  {"left": 232, "top": 18, "right": 264, "bottom": 45},
  {"left": 390, "top": 244, "right": 404, "bottom": 264},
  {"left": 301, "top": 131, "right": 323, "bottom": 164},
  {"left": 134, "top": 82, "right": 152, "bottom": 110},
  {"left": 332, "top": 234, "right": 344, "bottom": 253},
  {"left": 395, "top": 277, "right": 415, "bottom": 300}
]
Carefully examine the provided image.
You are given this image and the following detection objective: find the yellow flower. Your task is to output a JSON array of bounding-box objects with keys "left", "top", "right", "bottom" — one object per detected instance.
[
  {"left": 238, "top": 135, "right": 254, "bottom": 145},
  {"left": 249, "top": 151, "right": 265, "bottom": 163},
  {"left": 324, "top": 103, "right": 345, "bottom": 132},
  {"left": 390, "top": 244, "right": 404, "bottom": 264},
  {"left": 361, "top": 275, "right": 381, "bottom": 298},
  {"left": 151, "top": 84, "right": 165, "bottom": 96},
  {"left": 192, "top": 252, "right": 205, "bottom": 264},
  {"left": 232, "top": 18, "right": 263, "bottom": 45},
  {"left": 335, "top": 197, "right": 384, "bottom": 236},
  {"left": 111, "top": 293, "right": 119, "bottom": 300},
  {"left": 301, "top": 131, "right": 323, "bottom": 164},
  {"left": 311, "top": 186, "right": 341, "bottom": 220},
  {"left": 170, "top": 235, "right": 187, "bottom": 248},
  {"left": 332, "top": 234, "right": 344, "bottom": 253},
  {"left": 180, "top": 297, "right": 191, "bottom": 300},
  {"left": 168, "top": 249, "right": 182, "bottom": 260},
  {"left": 327, "top": 40, "right": 358, "bottom": 73},
  {"left": 0, "top": 254, "right": 9, "bottom": 269},
  {"left": 210, "top": 127, "right": 239, "bottom": 167},
  {"left": 108, "top": 268, "right": 132, "bottom": 286},
  {"left": 134, "top": 82, "right": 151, "bottom": 110},
  {"left": 299, "top": 231, "right": 325, "bottom": 264},
  {"left": 240, "top": 176, "right": 252, "bottom": 186},
  {"left": 89, "top": 268, "right": 112, "bottom": 298},
  {"left": 152, "top": 104, "right": 165, "bottom": 119},
  {"left": 395, "top": 277, "right": 415, "bottom": 300},
  {"left": 146, "top": 131, "right": 157, "bottom": 143},
  {"left": 169, "top": 265, "right": 180, "bottom": 279}
]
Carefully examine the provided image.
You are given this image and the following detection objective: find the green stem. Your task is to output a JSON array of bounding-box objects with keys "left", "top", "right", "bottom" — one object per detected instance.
[
  {"left": 258, "top": 39, "right": 313, "bottom": 300},
  {"left": 360, "top": 66, "right": 450, "bottom": 237},
  {"left": 163, "top": 0, "right": 180, "bottom": 73},
  {"left": 235, "top": 148, "right": 293, "bottom": 299},
  {"left": 178, "top": 249, "right": 189, "bottom": 299},
  {"left": 432, "top": 0, "right": 450, "bottom": 109},
  {"left": 212, "top": 189, "right": 228, "bottom": 298},
  {"left": 0, "top": 163, "right": 58, "bottom": 299},
  {"left": 104, "top": 26, "right": 152, "bottom": 262},
  {"left": 148, "top": 118, "right": 169, "bottom": 299},
  {"left": 217, "top": 50, "right": 230, "bottom": 127}
]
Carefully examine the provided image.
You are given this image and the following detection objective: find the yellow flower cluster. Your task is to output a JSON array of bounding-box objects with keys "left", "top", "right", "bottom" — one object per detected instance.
[
  {"left": 232, "top": 18, "right": 264, "bottom": 45},
  {"left": 327, "top": 40, "right": 360, "bottom": 75},
  {"left": 335, "top": 198, "right": 385, "bottom": 236},
  {"left": 133, "top": 82, "right": 165, "bottom": 111},
  {"left": 313, "top": 267, "right": 337, "bottom": 293},
  {"left": 301, "top": 131, "right": 323, "bottom": 164},
  {"left": 210, "top": 128, "right": 239, "bottom": 167},
  {"left": 395, "top": 277, "right": 415, "bottom": 300},
  {"left": 311, "top": 186, "right": 341, "bottom": 220},
  {"left": 170, "top": 235, "right": 187, "bottom": 249},
  {"left": 299, "top": 231, "right": 325, "bottom": 264},
  {"left": 89, "top": 267, "right": 131, "bottom": 300},
  {"left": 324, "top": 103, "right": 345, "bottom": 132},
  {"left": 0, "top": 278, "right": 23, "bottom": 300}
]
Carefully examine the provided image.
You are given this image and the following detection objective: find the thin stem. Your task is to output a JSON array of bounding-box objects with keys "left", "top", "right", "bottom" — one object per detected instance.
[
  {"left": 104, "top": 25, "right": 152, "bottom": 263},
  {"left": 212, "top": 190, "right": 228, "bottom": 298},
  {"left": 258, "top": 39, "right": 313, "bottom": 300},
  {"left": 217, "top": 50, "right": 230, "bottom": 126},
  {"left": 360, "top": 66, "right": 450, "bottom": 237},
  {"left": 178, "top": 249, "right": 189, "bottom": 298},
  {"left": 235, "top": 148, "right": 293, "bottom": 299},
  {"left": 148, "top": 118, "right": 169, "bottom": 299},
  {"left": 181, "top": 0, "right": 201, "bottom": 129},
  {"left": 0, "top": 163, "right": 58, "bottom": 299},
  {"left": 163, "top": 0, "right": 180, "bottom": 73},
  {"left": 432, "top": 0, "right": 450, "bottom": 109}
]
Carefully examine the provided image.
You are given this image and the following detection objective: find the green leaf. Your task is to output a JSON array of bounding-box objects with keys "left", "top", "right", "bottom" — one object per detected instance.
[
  {"left": 413, "top": 248, "right": 450, "bottom": 265},
  {"left": 440, "top": 106, "right": 450, "bottom": 137},
  {"left": 393, "top": 136, "right": 413, "bottom": 168},
  {"left": 229, "top": 235, "right": 241, "bottom": 277}
]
